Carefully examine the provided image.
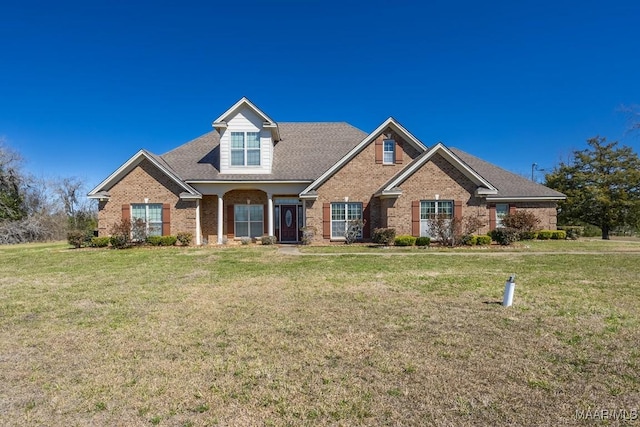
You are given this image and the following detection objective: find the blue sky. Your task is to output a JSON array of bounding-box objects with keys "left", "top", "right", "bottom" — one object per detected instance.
[{"left": 2, "top": 0, "right": 639, "bottom": 190}]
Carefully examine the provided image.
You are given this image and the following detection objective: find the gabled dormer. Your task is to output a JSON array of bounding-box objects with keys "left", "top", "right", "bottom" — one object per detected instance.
[{"left": 212, "top": 97, "right": 280, "bottom": 175}]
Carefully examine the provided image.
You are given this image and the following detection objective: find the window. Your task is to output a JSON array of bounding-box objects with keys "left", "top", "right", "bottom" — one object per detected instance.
[
  {"left": 331, "top": 202, "right": 362, "bottom": 239},
  {"left": 235, "top": 204, "right": 264, "bottom": 238},
  {"left": 496, "top": 203, "right": 509, "bottom": 228},
  {"left": 383, "top": 139, "right": 395, "bottom": 164},
  {"left": 131, "top": 203, "right": 163, "bottom": 237},
  {"left": 420, "top": 200, "right": 453, "bottom": 238},
  {"left": 230, "top": 131, "right": 261, "bottom": 166}
]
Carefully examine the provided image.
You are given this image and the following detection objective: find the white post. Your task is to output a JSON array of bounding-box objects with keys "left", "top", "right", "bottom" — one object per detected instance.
[
  {"left": 267, "top": 193, "right": 274, "bottom": 237},
  {"left": 503, "top": 274, "right": 516, "bottom": 307},
  {"left": 195, "top": 199, "right": 202, "bottom": 245},
  {"left": 217, "top": 194, "right": 224, "bottom": 244}
]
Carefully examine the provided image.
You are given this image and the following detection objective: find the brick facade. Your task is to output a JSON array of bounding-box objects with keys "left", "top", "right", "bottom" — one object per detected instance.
[{"left": 97, "top": 159, "right": 196, "bottom": 237}]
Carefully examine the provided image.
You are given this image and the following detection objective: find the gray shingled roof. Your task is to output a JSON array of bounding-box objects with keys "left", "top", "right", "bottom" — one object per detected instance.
[
  {"left": 160, "top": 122, "right": 367, "bottom": 181},
  {"left": 157, "top": 121, "right": 563, "bottom": 199},
  {"left": 450, "top": 148, "right": 565, "bottom": 198}
]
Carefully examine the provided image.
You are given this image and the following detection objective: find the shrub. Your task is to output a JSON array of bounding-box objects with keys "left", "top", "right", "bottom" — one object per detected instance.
[
  {"left": 372, "top": 227, "right": 396, "bottom": 245},
  {"left": 130, "top": 218, "right": 148, "bottom": 243},
  {"left": 261, "top": 235, "right": 277, "bottom": 245},
  {"left": 177, "top": 232, "right": 193, "bottom": 246},
  {"left": 146, "top": 236, "right": 163, "bottom": 246},
  {"left": 551, "top": 230, "right": 566, "bottom": 240},
  {"left": 90, "top": 236, "right": 110, "bottom": 247},
  {"left": 300, "top": 227, "right": 316, "bottom": 245},
  {"left": 475, "top": 235, "right": 492, "bottom": 245},
  {"left": 394, "top": 235, "right": 416, "bottom": 246},
  {"left": 502, "top": 211, "right": 541, "bottom": 232},
  {"left": 67, "top": 230, "right": 86, "bottom": 248},
  {"left": 240, "top": 236, "right": 251, "bottom": 245},
  {"left": 344, "top": 219, "right": 364, "bottom": 244},
  {"left": 519, "top": 231, "right": 538, "bottom": 240},
  {"left": 428, "top": 216, "right": 462, "bottom": 246},
  {"left": 460, "top": 234, "right": 477, "bottom": 246},
  {"left": 159, "top": 236, "right": 177, "bottom": 246},
  {"left": 537, "top": 230, "right": 553, "bottom": 240},
  {"left": 109, "top": 219, "right": 132, "bottom": 249},
  {"left": 415, "top": 236, "right": 431, "bottom": 247},
  {"left": 558, "top": 226, "right": 582, "bottom": 240},
  {"left": 491, "top": 227, "right": 520, "bottom": 246}
]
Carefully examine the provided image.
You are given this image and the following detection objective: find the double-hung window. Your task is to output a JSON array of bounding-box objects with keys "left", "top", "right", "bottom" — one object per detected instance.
[
  {"left": 131, "top": 203, "right": 163, "bottom": 237},
  {"left": 331, "top": 202, "right": 362, "bottom": 239},
  {"left": 235, "top": 204, "right": 264, "bottom": 238},
  {"left": 383, "top": 139, "right": 395, "bottom": 164},
  {"left": 495, "top": 203, "right": 509, "bottom": 228},
  {"left": 230, "top": 131, "right": 261, "bottom": 166},
  {"left": 420, "top": 200, "right": 453, "bottom": 238}
]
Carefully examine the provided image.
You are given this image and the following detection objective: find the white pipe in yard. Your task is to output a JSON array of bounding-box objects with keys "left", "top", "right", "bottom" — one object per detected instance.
[{"left": 503, "top": 274, "right": 516, "bottom": 307}]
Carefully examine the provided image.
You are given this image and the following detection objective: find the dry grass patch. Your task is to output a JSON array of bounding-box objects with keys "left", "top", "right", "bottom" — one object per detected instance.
[{"left": 0, "top": 243, "right": 638, "bottom": 426}]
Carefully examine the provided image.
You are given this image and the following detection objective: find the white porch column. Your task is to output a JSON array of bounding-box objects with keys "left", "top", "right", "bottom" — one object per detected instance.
[
  {"left": 195, "top": 199, "right": 202, "bottom": 245},
  {"left": 217, "top": 194, "right": 224, "bottom": 244},
  {"left": 267, "top": 193, "right": 274, "bottom": 236}
]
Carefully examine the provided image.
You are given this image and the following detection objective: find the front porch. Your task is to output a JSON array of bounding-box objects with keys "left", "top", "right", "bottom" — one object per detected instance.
[{"left": 198, "top": 189, "right": 305, "bottom": 244}]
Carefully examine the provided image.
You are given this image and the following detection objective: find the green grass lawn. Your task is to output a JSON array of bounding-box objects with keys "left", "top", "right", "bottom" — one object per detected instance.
[{"left": 1, "top": 241, "right": 639, "bottom": 426}]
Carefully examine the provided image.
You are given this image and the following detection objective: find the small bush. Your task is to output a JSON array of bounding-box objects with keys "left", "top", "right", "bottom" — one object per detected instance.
[
  {"left": 551, "top": 230, "right": 566, "bottom": 240},
  {"left": 344, "top": 219, "right": 364, "bottom": 244},
  {"left": 240, "top": 236, "right": 251, "bottom": 245},
  {"left": 67, "top": 230, "right": 86, "bottom": 248},
  {"left": 159, "top": 236, "right": 177, "bottom": 246},
  {"left": 146, "top": 236, "right": 163, "bottom": 246},
  {"left": 395, "top": 235, "right": 417, "bottom": 246},
  {"left": 415, "top": 236, "right": 431, "bottom": 247},
  {"left": 109, "top": 219, "right": 132, "bottom": 249},
  {"left": 177, "top": 232, "right": 193, "bottom": 246},
  {"left": 582, "top": 224, "right": 601, "bottom": 237},
  {"left": 537, "top": 230, "right": 553, "bottom": 240},
  {"left": 300, "top": 227, "right": 316, "bottom": 245},
  {"left": 461, "top": 234, "right": 477, "bottom": 246},
  {"left": 261, "top": 235, "right": 277, "bottom": 245},
  {"left": 475, "top": 235, "right": 492, "bottom": 245},
  {"left": 502, "top": 211, "right": 540, "bottom": 232},
  {"left": 90, "top": 236, "right": 110, "bottom": 248},
  {"left": 372, "top": 228, "right": 396, "bottom": 245},
  {"left": 491, "top": 227, "right": 519, "bottom": 246},
  {"left": 558, "top": 226, "right": 582, "bottom": 240},
  {"left": 519, "top": 231, "right": 538, "bottom": 240}
]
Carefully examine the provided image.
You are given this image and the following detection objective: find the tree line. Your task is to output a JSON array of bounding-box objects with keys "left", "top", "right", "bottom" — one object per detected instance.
[{"left": 0, "top": 139, "right": 96, "bottom": 244}]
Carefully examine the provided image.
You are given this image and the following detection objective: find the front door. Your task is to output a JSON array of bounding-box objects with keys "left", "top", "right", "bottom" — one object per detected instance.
[{"left": 280, "top": 205, "right": 298, "bottom": 242}]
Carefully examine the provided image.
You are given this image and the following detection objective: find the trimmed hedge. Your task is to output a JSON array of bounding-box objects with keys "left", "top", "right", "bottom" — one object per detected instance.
[
  {"left": 394, "top": 235, "right": 417, "bottom": 246},
  {"left": 475, "top": 235, "right": 492, "bottom": 245},
  {"left": 537, "top": 230, "right": 553, "bottom": 240},
  {"left": 461, "top": 234, "right": 477, "bottom": 246},
  {"left": 146, "top": 235, "right": 178, "bottom": 246},
  {"left": 90, "top": 236, "right": 110, "bottom": 248},
  {"left": 551, "top": 230, "right": 566, "bottom": 240},
  {"left": 415, "top": 236, "right": 431, "bottom": 247}
]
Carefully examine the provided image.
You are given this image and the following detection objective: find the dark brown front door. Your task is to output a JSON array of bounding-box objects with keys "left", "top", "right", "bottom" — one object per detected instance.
[{"left": 280, "top": 205, "right": 298, "bottom": 242}]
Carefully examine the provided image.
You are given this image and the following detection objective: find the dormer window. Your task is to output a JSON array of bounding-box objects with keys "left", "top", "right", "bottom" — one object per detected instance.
[
  {"left": 231, "top": 131, "right": 261, "bottom": 166},
  {"left": 383, "top": 139, "right": 395, "bottom": 164}
]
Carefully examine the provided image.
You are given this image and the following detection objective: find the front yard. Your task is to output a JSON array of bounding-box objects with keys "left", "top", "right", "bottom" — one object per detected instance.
[{"left": 0, "top": 241, "right": 639, "bottom": 426}]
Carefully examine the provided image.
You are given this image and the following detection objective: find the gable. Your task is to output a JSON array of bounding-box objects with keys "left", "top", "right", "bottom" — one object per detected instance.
[
  {"left": 300, "top": 118, "right": 427, "bottom": 198},
  {"left": 88, "top": 149, "right": 201, "bottom": 200}
]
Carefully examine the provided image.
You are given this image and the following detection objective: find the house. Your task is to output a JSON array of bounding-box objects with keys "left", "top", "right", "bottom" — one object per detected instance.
[{"left": 88, "top": 97, "right": 566, "bottom": 244}]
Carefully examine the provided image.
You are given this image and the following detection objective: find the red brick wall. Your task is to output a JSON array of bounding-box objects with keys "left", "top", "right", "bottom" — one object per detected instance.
[{"left": 97, "top": 159, "right": 196, "bottom": 237}]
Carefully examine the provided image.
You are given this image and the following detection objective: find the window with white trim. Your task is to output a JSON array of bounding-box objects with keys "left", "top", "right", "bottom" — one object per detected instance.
[
  {"left": 235, "top": 204, "right": 264, "bottom": 238},
  {"left": 420, "top": 200, "right": 453, "bottom": 238},
  {"left": 383, "top": 139, "right": 395, "bottom": 164},
  {"left": 331, "top": 202, "right": 362, "bottom": 239},
  {"left": 131, "top": 203, "right": 163, "bottom": 236},
  {"left": 230, "top": 131, "right": 261, "bottom": 166},
  {"left": 496, "top": 203, "right": 509, "bottom": 228}
]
